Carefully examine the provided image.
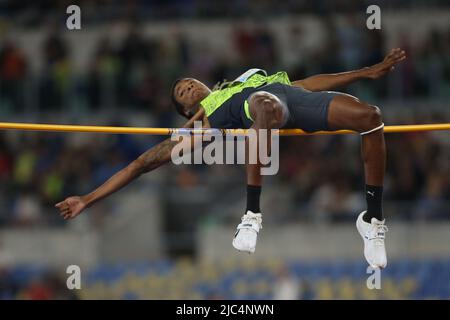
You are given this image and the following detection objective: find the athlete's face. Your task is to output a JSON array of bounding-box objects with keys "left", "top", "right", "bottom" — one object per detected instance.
[{"left": 174, "top": 78, "right": 211, "bottom": 118}]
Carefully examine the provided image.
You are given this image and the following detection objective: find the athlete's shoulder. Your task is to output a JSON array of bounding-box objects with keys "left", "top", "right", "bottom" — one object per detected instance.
[
  {"left": 233, "top": 68, "right": 268, "bottom": 83},
  {"left": 235, "top": 68, "right": 291, "bottom": 85},
  {"left": 266, "top": 70, "right": 292, "bottom": 85}
]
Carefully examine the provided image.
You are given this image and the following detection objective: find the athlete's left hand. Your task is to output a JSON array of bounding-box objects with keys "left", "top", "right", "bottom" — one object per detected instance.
[{"left": 366, "top": 48, "right": 406, "bottom": 79}]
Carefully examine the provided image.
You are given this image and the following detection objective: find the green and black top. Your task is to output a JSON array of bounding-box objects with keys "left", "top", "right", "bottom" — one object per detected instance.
[{"left": 200, "top": 69, "right": 291, "bottom": 129}]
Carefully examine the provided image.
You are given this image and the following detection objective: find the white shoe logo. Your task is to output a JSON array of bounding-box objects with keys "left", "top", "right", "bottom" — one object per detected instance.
[{"left": 367, "top": 191, "right": 375, "bottom": 196}]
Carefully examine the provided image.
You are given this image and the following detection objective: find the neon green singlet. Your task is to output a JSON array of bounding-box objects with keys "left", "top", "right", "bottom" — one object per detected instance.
[{"left": 200, "top": 69, "right": 291, "bottom": 120}]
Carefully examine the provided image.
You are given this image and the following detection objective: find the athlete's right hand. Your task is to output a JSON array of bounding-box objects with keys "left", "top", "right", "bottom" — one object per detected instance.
[{"left": 55, "top": 196, "right": 87, "bottom": 220}]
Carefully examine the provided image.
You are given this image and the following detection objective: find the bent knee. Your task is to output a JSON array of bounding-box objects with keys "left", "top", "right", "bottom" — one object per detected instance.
[
  {"left": 248, "top": 91, "right": 281, "bottom": 108},
  {"left": 359, "top": 104, "right": 383, "bottom": 132},
  {"left": 248, "top": 91, "right": 287, "bottom": 128}
]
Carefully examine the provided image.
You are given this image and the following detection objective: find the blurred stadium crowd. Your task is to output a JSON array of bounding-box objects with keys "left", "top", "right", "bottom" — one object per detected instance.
[{"left": 2, "top": 12, "right": 450, "bottom": 112}]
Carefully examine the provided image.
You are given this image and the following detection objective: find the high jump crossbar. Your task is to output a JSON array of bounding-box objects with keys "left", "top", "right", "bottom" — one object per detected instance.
[{"left": 0, "top": 122, "right": 449, "bottom": 136}]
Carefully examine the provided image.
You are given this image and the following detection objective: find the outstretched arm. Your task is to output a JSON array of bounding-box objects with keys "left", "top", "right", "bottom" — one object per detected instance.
[
  {"left": 55, "top": 109, "right": 207, "bottom": 220},
  {"left": 292, "top": 48, "right": 406, "bottom": 92}
]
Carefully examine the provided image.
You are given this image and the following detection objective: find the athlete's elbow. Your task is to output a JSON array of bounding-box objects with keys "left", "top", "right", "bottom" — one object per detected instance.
[
  {"left": 293, "top": 79, "right": 318, "bottom": 92},
  {"left": 303, "top": 83, "right": 324, "bottom": 92}
]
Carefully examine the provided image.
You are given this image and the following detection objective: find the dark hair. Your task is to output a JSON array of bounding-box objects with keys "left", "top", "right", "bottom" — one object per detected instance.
[{"left": 171, "top": 78, "right": 189, "bottom": 119}]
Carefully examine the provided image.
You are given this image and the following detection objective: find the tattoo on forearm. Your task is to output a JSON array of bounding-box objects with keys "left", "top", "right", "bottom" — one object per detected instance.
[{"left": 140, "top": 139, "right": 179, "bottom": 172}]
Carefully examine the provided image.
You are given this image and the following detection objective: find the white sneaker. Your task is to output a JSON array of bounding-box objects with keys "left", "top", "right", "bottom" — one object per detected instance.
[
  {"left": 232, "top": 211, "right": 263, "bottom": 254},
  {"left": 356, "top": 211, "right": 388, "bottom": 268}
]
